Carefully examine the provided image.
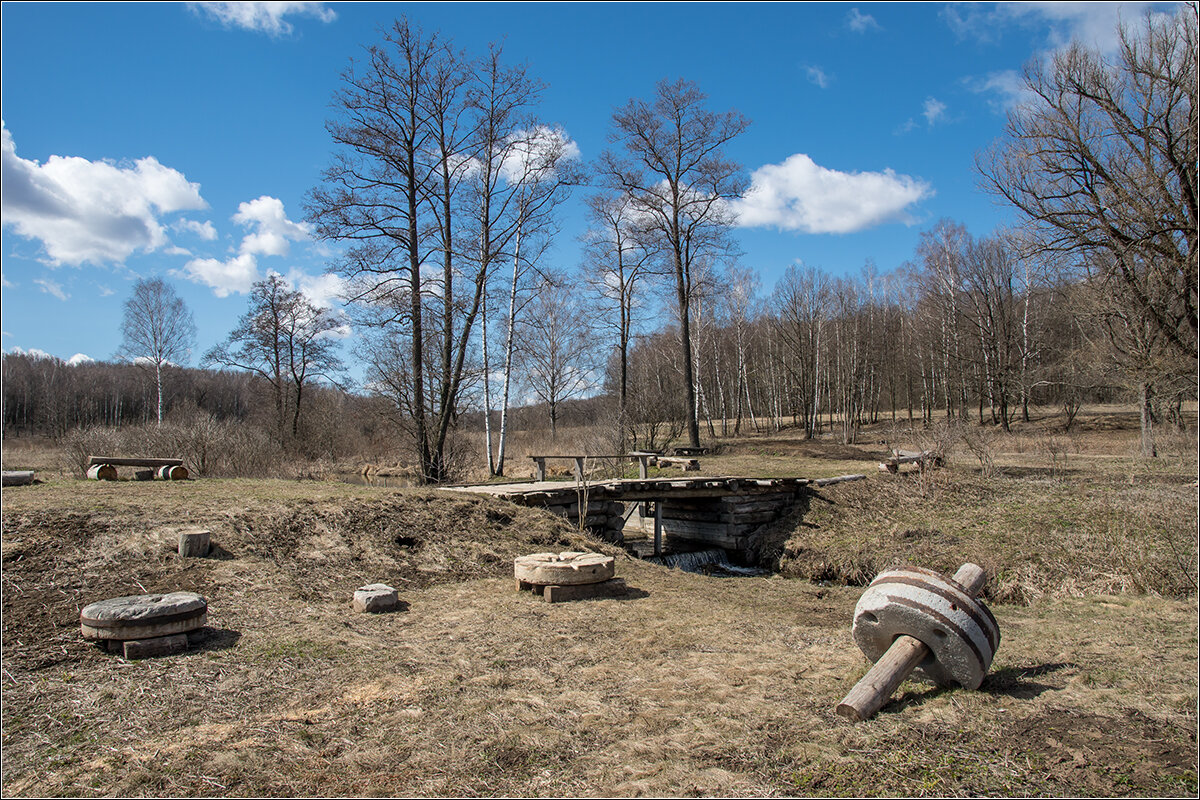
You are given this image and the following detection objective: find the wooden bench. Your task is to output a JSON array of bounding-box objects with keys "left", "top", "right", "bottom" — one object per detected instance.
[
  {"left": 878, "top": 449, "right": 942, "bottom": 474},
  {"left": 88, "top": 456, "right": 188, "bottom": 481},
  {"left": 671, "top": 446, "right": 709, "bottom": 457}
]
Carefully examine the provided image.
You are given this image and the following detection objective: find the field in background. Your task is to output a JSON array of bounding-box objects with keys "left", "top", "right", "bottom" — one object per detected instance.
[{"left": 1, "top": 404, "right": 1196, "bottom": 796}]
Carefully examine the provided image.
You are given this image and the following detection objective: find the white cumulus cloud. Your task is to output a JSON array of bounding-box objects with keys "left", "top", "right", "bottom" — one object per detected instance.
[
  {"left": 733, "top": 153, "right": 933, "bottom": 234},
  {"left": 67, "top": 353, "right": 94, "bottom": 366},
  {"left": 191, "top": 2, "right": 336, "bottom": 37},
  {"left": 175, "top": 218, "right": 218, "bottom": 240},
  {"left": 179, "top": 253, "right": 259, "bottom": 297},
  {"left": 500, "top": 126, "right": 581, "bottom": 185},
  {"left": 234, "top": 195, "right": 310, "bottom": 257},
  {"left": 1, "top": 123, "right": 207, "bottom": 266},
  {"left": 286, "top": 269, "right": 346, "bottom": 310}
]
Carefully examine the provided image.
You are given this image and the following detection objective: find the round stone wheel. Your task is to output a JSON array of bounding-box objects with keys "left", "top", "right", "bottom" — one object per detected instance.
[
  {"left": 80, "top": 592, "right": 207, "bottom": 641},
  {"left": 851, "top": 566, "right": 1000, "bottom": 690},
  {"left": 514, "top": 551, "right": 615, "bottom": 586}
]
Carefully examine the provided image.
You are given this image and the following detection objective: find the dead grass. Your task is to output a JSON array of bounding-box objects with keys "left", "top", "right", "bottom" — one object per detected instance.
[{"left": 2, "top": 405, "right": 1197, "bottom": 796}]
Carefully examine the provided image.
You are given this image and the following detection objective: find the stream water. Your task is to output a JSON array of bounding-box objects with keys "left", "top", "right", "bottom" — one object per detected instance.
[{"left": 645, "top": 548, "right": 768, "bottom": 577}]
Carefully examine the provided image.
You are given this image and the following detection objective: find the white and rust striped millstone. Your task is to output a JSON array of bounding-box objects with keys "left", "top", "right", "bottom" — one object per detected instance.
[
  {"left": 514, "top": 552, "right": 615, "bottom": 586},
  {"left": 837, "top": 563, "right": 1000, "bottom": 722},
  {"left": 80, "top": 592, "right": 207, "bottom": 641}
]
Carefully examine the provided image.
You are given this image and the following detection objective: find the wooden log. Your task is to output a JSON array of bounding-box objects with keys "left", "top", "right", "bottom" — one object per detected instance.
[
  {"left": 87, "top": 464, "right": 117, "bottom": 481},
  {"left": 836, "top": 563, "right": 986, "bottom": 722},
  {"left": 725, "top": 510, "right": 783, "bottom": 525},
  {"left": 178, "top": 529, "right": 211, "bottom": 558},
  {"left": 814, "top": 474, "right": 867, "bottom": 487},
  {"left": 2, "top": 470, "right": 35, "bottom": 486}
]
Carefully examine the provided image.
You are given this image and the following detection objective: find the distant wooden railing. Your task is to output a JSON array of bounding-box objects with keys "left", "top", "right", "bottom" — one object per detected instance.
[{"left": 528, "top": 452, "right": 661, "bottom": 482}]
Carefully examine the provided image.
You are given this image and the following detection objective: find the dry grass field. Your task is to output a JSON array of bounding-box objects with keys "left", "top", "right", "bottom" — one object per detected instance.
[{"left": 2, "top": 405, "right": 1197, "bottom": 796}]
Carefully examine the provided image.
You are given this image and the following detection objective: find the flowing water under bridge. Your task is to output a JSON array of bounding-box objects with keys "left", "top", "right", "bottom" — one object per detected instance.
[{"left": 442, "top": 474, "right": 865, "bottom": 566}]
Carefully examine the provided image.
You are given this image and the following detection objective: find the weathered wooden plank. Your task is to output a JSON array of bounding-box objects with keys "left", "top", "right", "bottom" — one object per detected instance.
[{"left": 89, "top": 456, "right": 184, "bottom": 468}]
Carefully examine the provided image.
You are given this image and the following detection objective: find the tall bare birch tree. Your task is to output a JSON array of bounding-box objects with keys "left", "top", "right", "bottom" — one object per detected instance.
[{"left": 118, "top": 277, "right": 196, "bottom": 425}]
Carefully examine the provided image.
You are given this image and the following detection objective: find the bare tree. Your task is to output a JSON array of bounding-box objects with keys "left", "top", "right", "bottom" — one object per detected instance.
[
  {"left": 601, "top": 78, "right": 749, "bottom": 447},
  {"left": 513, "top": 273, "right": 597, "bottom": 439},
  {"left": 978, "top": 4, "right": 1197, "bottom": 452},
  {"left": 308, "top": 20, "right": 575, "bottom": 481},
  {"left": 203, "top": 274, "right": 343, "bottom": 448},
  {"left": 118, "top": 277, "right": 196, "bottom": 425},
  {"left": 771, "top": 264, "right": 831, "bottom": 438},
  {"left": 581, "top": 191, "right": 653, "bottom": 445}
]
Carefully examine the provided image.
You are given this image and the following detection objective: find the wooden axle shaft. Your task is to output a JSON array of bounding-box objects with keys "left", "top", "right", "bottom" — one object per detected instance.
[{"left": 836, "top": 562, "right": 986, "bottom": 722}]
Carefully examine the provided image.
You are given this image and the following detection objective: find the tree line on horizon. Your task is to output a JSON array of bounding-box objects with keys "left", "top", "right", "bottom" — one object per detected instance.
[{"left": 3, "top": 6, "right": 1194, "bottom": 478}]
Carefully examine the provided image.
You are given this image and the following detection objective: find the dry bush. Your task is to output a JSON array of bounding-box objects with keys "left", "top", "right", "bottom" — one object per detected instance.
[
  {"left": 59, "top": 425, "right": 123, "bottom": 476},
  {"left": 1038, "top": 431, "right": 1073, "bottom": 478},
  {"left": 961, "top": 424, "right": 1003, "bottom": 477},
  {"left": 57, "top": 420, "right": 284, "bottom": 478}
]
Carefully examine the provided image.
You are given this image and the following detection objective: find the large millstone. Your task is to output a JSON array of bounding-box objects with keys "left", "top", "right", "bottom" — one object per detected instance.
[
  {"left": 514, "top": 552, "right": 615, "bottom": 586},
  {"left": 80, "top": 592, "right": 207, "bottom": 641},
  {"left": 851, "top": 566, "right": 1000, "bottom": 689}
]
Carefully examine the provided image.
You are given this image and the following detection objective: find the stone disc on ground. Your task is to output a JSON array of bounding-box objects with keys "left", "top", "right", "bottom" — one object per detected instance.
[
  {"left": 514, "top": 551, "right": 615, "bottom": 586},
  {"left": 80, "top": 592, "right": 208, "bottom": 641}
]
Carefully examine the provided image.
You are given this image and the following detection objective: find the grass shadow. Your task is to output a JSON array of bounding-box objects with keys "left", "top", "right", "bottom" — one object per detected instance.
[
  {"left": 616, "top": 586, "right": 650, "bottom": 601},
  {"left": 876, "top": 662, "right": 1072, "bottom": 714},
  {"left": 1000, "top": 466, "right": 1083, "bottom": 479},
  {"left": 187, "top": 626, "right": 242, "bottom": 653},
  {"left": 983, "top": 662, "right": 1073, "bottom": 699},
  {"left": 205, "top": 543, "right": 238, "bottom": 561}
]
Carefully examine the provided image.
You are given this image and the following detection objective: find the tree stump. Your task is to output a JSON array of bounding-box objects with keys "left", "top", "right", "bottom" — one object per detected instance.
[{"left": 178, "top": 529, "right": 211, "bottom": 558}]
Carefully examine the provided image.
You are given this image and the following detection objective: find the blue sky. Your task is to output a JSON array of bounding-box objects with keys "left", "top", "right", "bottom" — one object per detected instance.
[{"left": 1, "top": 1, "right": 1179, "bottom": 379}]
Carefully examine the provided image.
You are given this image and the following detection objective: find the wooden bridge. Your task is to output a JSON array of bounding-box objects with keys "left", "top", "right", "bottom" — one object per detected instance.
[{"left": 442, "top": 474, "right": 864, "bottom": 565}]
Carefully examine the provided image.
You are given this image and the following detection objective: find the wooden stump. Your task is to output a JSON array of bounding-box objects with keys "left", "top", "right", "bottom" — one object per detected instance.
[{"left": 178, "top": 529, "right": 211, "bottom": 558}]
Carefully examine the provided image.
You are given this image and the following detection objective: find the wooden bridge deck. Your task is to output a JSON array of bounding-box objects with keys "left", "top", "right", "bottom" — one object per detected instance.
[
  {"left": 441, "top": 475, "right": 865, "bottom": 563},
  {"left": 442, "top": 476, "right": 815, "bottom": 503}
]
